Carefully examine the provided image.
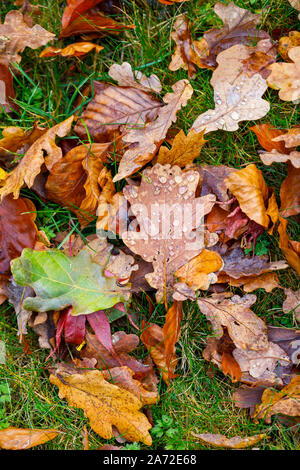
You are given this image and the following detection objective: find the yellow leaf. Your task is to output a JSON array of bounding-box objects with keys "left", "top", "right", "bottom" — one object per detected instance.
[{"left": 157, "top": 130, "right": 206, "bottom": 167}]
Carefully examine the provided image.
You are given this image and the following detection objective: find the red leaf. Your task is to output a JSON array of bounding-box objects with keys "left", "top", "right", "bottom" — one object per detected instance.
[
  {"left": 87, "top": 310, "right": 116, "bottom": 357},
  {"left": 64, "top": 310, "right": 86, "bottom": 345},
  {"left": 62, "top": 0, "right": 104, "bottom": 29},
  {"left": 55, "top": 309, "right": 69, "bottom": 352}
]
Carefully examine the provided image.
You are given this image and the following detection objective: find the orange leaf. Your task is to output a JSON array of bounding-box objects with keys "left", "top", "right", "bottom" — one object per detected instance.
[
  {"left": 40, "top": 42, "right": 103, "bottom": 58},
  {"left": 163, "top": 301, "right": 183, "bottom": 376},
  {"left": 0, "top": 427, "right": 58, "bottom": 450}
]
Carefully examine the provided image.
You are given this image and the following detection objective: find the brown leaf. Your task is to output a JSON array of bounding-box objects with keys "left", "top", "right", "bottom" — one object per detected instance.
[
  {"left": 259, "top": 149, "right": 300, "bottom": 168},
  {"left": 163, "top": 300, "right": 183, "bottom": 378},
  {"left": 61, "top": 0, "right": 104, "bottom": 30},
  {"left": 278, "top": 31, "right": 300, "bottom": 61},
  {"left": 108, "top": 62, "right": 162, "bottom": 94},
  {"left": 280, "top": 165, "right": 300, "bottom": 217},
  {"left": 191, "top": 432, "right": 267, "bottom": 449},
  {"left": 40, "top": 42, "right": 103, "bottom": 57},
  {"left": 102, "top": 366, "right": 158, "bottom": 405},
  {"left": 0, "top": 427, "right": 58, "bottom": 450},
  {"left": 278, "top": 216, "right": 300, "bottom": 276},
  {"left": 253, "top": 376, "right": 300, "bottom": 423},
  {"left": 250, "top": 123, "right": 288, "bottom": 153},
  {"left": 196, "top": 2, "right": 270, "bottom": 69},
  {"left": 0, "top": 63, "right": 17, "bottom": 113},
  {"left": 283, "top": 289, "right": 300, "bottom": 323},
  {"left": 75, "top": 77, "right": 162, "bottom": 143},
  {"left": 169, "top": 15, "right": 196, "bottom": 77},
  {"left": 141, "top": 321, "right": 172, "bottom": 385},
  {"left": 175, "top": 249, "right": 223, "bottom": 291},
  {"left": 225, "top": 164, "right": 271, "bottom": 228},
  {"left": 0, "top": 10, "right": 55, "bottom": 65},
  {"left": 197, "top": 165, "right": 235, "bottom": 208},
  {"left": 267, "top": 46, "right": 300, "bottom": 101},
  {"left": 122, "top": 164, "right": 216, "bottom": 301},
  {"left": 218, "top": 272, "right": 281, "bottom": 293},
  {"left": 0, "top": 116, "right": 74, "bottom": 200},
  {"left": 198, "top": 293, "right": 268, "bottom": 351},
  {"left": 50, "top": 364, "right": 152, "bottom": 445},
  {"left": 274, "top": 126, "right": 300, "bottom": 148},
  {"left": 113, "top": 80, "right": 193, "bottom": 181},
  {"left": 0, "top": 195, "right": 37, "bottom": 274},
  {"left": 156, "top": 130, "right": 206, "bottom": 167},
  {"left": 46, "top": 142, "right": 112, "bottom": 226},
  {"left": 59, "top": 12, "right": 134, "bottom": 39}
]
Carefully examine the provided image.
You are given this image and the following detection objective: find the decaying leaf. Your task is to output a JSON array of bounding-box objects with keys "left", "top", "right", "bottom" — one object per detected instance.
[
  {"left": 0, "top": 10, "right": 55, "bottom": 64},
  {"left": 11, "top": 248, "right": 130, "bottom": 315},
  {"left": 122, "top": 164, "right": 216, "bottom": 300},
  {"left": 50, "top": 364, "right": 152, "bottom": 445},
  {"left": 253, "top": 376, "right": 300, "bottom": 423},
  {"left": 283, "top": 289, "right": 300, "bottom": 323},
  {"left": 194, "top": 2, "right": 270, "bottom": 69},
  {"left": 0, "top": 427, "right": 58, "bottom": 450},
  {"left": 0, "top": 116, "right": 74, "bottom": 199},
  {"left": 225, "top": 164, "right": 272, "bottom": 229},
  {"left": 0, "top": 195, "right": 37, "bottom": 274},
  {"left": 40, "top": 42, "right": 103, "bottom": 58},
  {"left": 169, "top": 15, "right": 196, "bottom": 77},
  {"left": 191, "top": 432, "right": 267, "bottom": 449},
  {"left": 75, "top": 74, "right": 162, "bottom": 142},
  {"left": 267, "top": 47, "right": 300, "bottom": 102},
  {"left": 113, "top": 80, "right": 193, "bottom": 181},
  {"left": 156, "top": 130, "right": 206, "bottom": 167}
]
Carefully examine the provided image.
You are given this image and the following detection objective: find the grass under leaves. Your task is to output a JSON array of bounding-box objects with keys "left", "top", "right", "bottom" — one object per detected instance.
[{"left": 0, "top": 0, "right": 299, "bottom": 450}]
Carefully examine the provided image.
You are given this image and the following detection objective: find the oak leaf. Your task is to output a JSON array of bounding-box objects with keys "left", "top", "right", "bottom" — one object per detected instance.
[
  {"left": 218, "top": 272, "right": 281, "bottom": 293},
  {"left": 50, "top": 364, "right": 152, "bottom": 445},
  {"left": 250, "top": 123, "right": 288, "bottom": 154},
  {"left": 113, "top": 80, "right": 193, "bottom": 181},
  {"left": 156, "top": 130, "right": 206, "bottom": 167},
  {"left": 191, "top": 432, "right": 267, "bottom": 449},
  {"left": 195, "top": 2, "right": 270, "bottom": 69},
  {"left": 122, "top": 164, "right": 216, "bottom": 301},
  {"left": 11, "top": 248, "right": 130, "bottom": 315},
  {"left": 253, "top": 376, "right": 300, "bottom": 423},
  {"left": 267, "top": 47, "right": 300, "bottom": 102},
  {"left": 108, "top": 62, "right": 162, "bottom": 93},
  {"left": 273, "top": 126, "right": 300, "bottom": 148},
  {"left": 0, "top": 427, "right": 58, "bottom": 450},
  {"left": 0, "top": 116, "right": 74, "bottom": 200},
  {"left": 175, "top": 249, "right": 223, "bottom": 291},
  {"left": 40, "top": 42, "right": 103, "bottom": 58}
]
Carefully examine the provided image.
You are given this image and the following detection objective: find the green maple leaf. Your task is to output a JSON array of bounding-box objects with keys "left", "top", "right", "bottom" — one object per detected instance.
[{"left": 11, "top": 249, "right": 128, "bottom": 316}]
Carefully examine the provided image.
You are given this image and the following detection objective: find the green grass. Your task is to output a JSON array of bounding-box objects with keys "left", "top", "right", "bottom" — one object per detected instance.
[{"left": 0, "top": 0, "right": 299, "bottom": 450}]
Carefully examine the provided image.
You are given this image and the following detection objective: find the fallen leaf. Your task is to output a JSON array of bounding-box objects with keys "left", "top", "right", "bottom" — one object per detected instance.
[
  {"left": 283, "top": 289, "right": 300, "bottom": 322},
  {"left": 218, "top": 272, "right": 281, "bottom": 293},
  {"left": 61, "top": 0, "right": 104, "bottom": 29},
  {"left": 0, "top": 10, "right": 55, "bottom": 65},
  {"left": 75, "top": 77, "right": 162, "bottom": 143},
  {"left": 122, "top": 164, "right": 216, "bottom": 300},
  {"left": 0, "top": 63, "right": 17, "bottom": 113},
  {"left": 169, "top": 15, "right": 196, "bottom": 77},
  {"left": 11, "top": 248, "right": 130, "bottom": 315},
  {"left": 108, "top": 62, "right": 162, "bottom": 93},
  {"left": 0, "top": 116, "right": 74, "bottom": 200},
  {"left": 156, "top": 130, "right": 206, "bottom": 167},
  {"left": 278, "top": 216, "right": 300, "bottom": 276},
  {"left": 259, "top": 150, "right": 300, "bottom": 168},
  {"left": 0, "top": 427, "right": 58, "bottom": 450},
  {"left": 40, "top": 42, "right": 103, "bottom": 57},
  {"left": 250, "top": 123, "right": 288, "bottom": 153},
  {"left": 175, "top": 249, "right": 223, "bottom": 291},
  {"left": 50, "top": 364, "right": 152, "bottom": 445},
  {"left": 225, "top": 164, "right": 271, "bottom": 228},
  {"left": 191, "top": 432, "right": 267, "bottom": 449},
  {"left": 197, "top": 165, "right": 235, "bottom": 208},
  {"left": 0, "top": 195, "right": 37, "bottom": 274},
  {"left": 59, "top": 12, "right": 134, "bottom": 39},
  {"left": 278, "top": 31, "right": 300, "bottom": 61},
  {"left": 163, "top": 301, "right": 183, "bottom": 378},
  {"left": 141, "top": 321, "right": 172, "bottom": 385},
  {"left": 267, "top": 46, "right": 300, "bottom": 102},
  {"left": 253, "top": 376, "right": 300, "bottom": 423},
  {"left": 274, "top": 126, "right": 300, "bottom": 148},
  {"left": 195, "top": 2, "right": 270, "bottom": 69},
  {"left": 280, "top": 165, "right": 300, "bottom": 217},
  {"left": 113, "top": 80, "right": 193, "bottom": 181},
  {"left": 288, "top": 0, "right": 300, "bottom": 18}
]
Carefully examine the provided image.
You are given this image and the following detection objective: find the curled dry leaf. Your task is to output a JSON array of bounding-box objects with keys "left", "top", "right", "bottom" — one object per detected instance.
[
  {"left": 175, "top": 249, "right": 223, "bottom": 291},
  {"left": 156, "top": 130, "right": 206, "bottom": 168},
  {"left": 50, "top": 364, "right": 152, "bottom": 445},
  {"left": 267, "top": 47, "right": 300, "bottom": 102},
  {"left": 11, "top": 248, "right": 130, "bottom": 315},
  {"left": 122, "top": 164, "right": 216, "bottom": 301},
  {"left": 75, "top": 77, "right": 162, "bottom": 142},
  {"left": 194, "top": 2, "right": 270, "bottom": 69},
  {"left": 40, "top": 42, "right": 103, "bottom": 58},
  {"left": 283, "top": 289, "right": 300, "bottom": 323},
  {"left": 169, "top": 15, "right": 196, "bottom": 77},
  {"left": 225, "top": 164, "right": 272, "bottom": 229},
  {"left": 0, "top": 116, "right": 74, "bottom": 200},
  {"left": 253, "top": 376, "right": 300, "bottom": 423},
  {"left": 191, "top": 432, "right": 267, "bottom": 449},
  {"left": 113, "top": 80, "right": 193, "bottom": 181},
  {"left": 0, "top": 195, "right": 37, "bottom": 274},
  {"left": 0, "top": 10, "right": 55, "bottom": 65},
  {"left": 45, "top": 143, "right": 113, "bottom": 226},
  {"left": 0, "top": 427, "right": 58, "bottom": 450}
]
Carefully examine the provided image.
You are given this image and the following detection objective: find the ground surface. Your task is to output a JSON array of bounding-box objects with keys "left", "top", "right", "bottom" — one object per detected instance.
[{"left": 0, "top": 0, "right": 299, "bottom": 450}]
